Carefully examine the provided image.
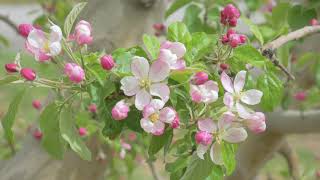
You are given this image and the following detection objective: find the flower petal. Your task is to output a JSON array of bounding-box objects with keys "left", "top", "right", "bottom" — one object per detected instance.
[
  {"left": 131, "top": 56, "right": 149, "bottom": 79},
  {"left": 149, "top": 99, "right": 165, "bottom": 110},
  {"left": 170, "top": 59, "right": 186, "bottom": 70},
  {"left": 234, "top": 70, "right": 246, "bottom": 93},
  {"left": 196, "top": 144, "right": 209, "bottom": 160},
  {"left": 149, "top": 60, "right": 170, "bottom": 82},
  {"left": 241, "top": 89, "right": 263, "bottom": 105},
  {"left": 236, "top": 102, "right": 252, "bottom": 119},
  {"left": 158, "top": 49, "right": 177, "bottom": 67},
  {"left": 27, "top": 29, "right": 45, "bottom": 49},
  {"left": 223, "top": 92, "right": 234, "bottom": 108},
  {"left": 50, "top": 25, "right": 62, "bottom": 42},
  {"left": 168, "top": 42, "right": 186, "bottom": 59},
  {"left": 198, "top": 118, "right": 217, "bottom": 133},
  {"left": 159, "top": 107, "right": 176, "bottom": 123},
  {"left": 222, "top": 127, "right": 248, "bottom": 143},
  {"left": 210, "top": 142, "right": 223, "bottom": 165},
  {"left": 120, "top": 76, "right": 140, "bottom": 96},
  {"left": 135, "top": 90, "right": 151, "bottom": 110},
  {"left": 221, "top": 71, "right": 234, "bottom": 93},
  {"left": 200, "top": 80, "right": 219, "bottom": 103},
  {"left": 150, "top": 83, "right": 170, "bottom": 103},
  {"left": 140, "top": 118, "right": 154, "bottom": 133},
  {"left": 218, "top": 111, "right": 235, "bottom": 130},
  {"left": 152, "top": 121, "right": 165, "bottom": 135},
  {"left": 49, "top": 42, "right": 61, "bottom": 56}
]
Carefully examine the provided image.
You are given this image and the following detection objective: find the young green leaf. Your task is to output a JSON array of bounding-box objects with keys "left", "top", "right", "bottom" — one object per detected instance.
[
  {"left": 167, "top": 22, "right": 192, "bottom": 45},
  {"left": 143, "top": 34, "right": 160, "bottom": 60},
  {"left": 288, "top": 5, "right": 317, "bottom": 30},
  {"left": 242, "top": 17, "right": 264, "bottom": 45},
  {"left": 232, "top": 45, "right": 268, "bottom": 68},
  {"left": 148, "top": 129, "right": 173, "bottom": 156},
  {"left": 221, "top": 142, "right": 237, "bottom": 175},
  {"left": 165, "top": 0, "right": 192, "bottom": 18},
  {"left": 183, "top": 4, "right": 203, "bottom": 33},
  {"left": 165, "top": 155, "right": 190, "bottom": 173},
  {"left": 64, "top": 2, "right": 87, "bottom": 36},
  {"left": 40, "top": 103, "right": 65, "bottom": 159},
  {"left": 60, "top": 108, "right": 92, "bottom": 161}
]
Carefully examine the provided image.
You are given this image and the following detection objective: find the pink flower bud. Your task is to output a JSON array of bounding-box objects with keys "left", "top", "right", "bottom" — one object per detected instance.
[
  {"left": 100, "top": 55, "right": 115, "bottom": 70},
  {"left": 20, "top": 68, "right": 36, "bottom": 81},
  {"left": 294, "top": 91, "right": 307, "bottom": 101},
  {"left": 195, "top": 131, "right": 213, "bottom": 146},
  {"left": 220, "top": 4, "right": 240, "bottom": 27},
  {"left": 88, "top": 103, "right": 97, "bottom": 113},
  {"left": 226, "top": 29, "right": 236, "bottom": 38},
  {"left": 153, "top": 23, "right": 165, "bottom": 31},
  {"left": 112, "top": 100, "right": 130, "bottom": 120},
  {"left": 229, "top": 17, "right": 238, "bottom": 27},
  {"left": 220, "top": 63, "right": 229, "bottom": 70},
  {"left": 33, "top": 129, "right": 42, "bottom": 140},
  {"left": 239, "top": 34, "right": 247, "bottom": 44},
  {"left": 5, "top": 63, "right": 19, "bottom": 73},
  {"left": 171, "top": 115, "right": 180, "bottom": 129},
  {"left": 221, "top": 34, "right": 229, "bottom": 44},
  {"left": 78, "top": 127, "right": 87, "bottom": 136},
  {"left": 229, "top": 34, "right": 241, "bottom": 48},
  {"left": 192, "top": 72, "right": 209, "bottom": 85},
  {"left": 310, "top": 18, "right": 319, "bottom": 26},
  {"left": 74, "top": 20, "right": 93, "bottom": 45},
  {"left": 18, "top": 24, "right": 34, "bottom": 38},
  {"left": 246, "top": 112, "right": 266, "bottom": 134},
  {"left": 64, "top": 63, "right": 85, "bottom": 83},
  {"left": 32, "top": 100, "right": 42, "bottom": 110},
  {"left": 128, "top": 132, "right": 137, "bottom": 141}
]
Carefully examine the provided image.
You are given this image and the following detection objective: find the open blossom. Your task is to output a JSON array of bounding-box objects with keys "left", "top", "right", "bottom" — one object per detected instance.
[
  {"left": 64, "top": 63, "right": 85, "bottom": 83},
  {"left": 112, "top": 100, "right": 130, "bottom": 120},
  {"left": 221, "top": 71, "right": 263, "bottom": 117},
  {"left": 26, "top": 25, "right": 62, "bottom": 62},
  {"left": 120, "top": 56, "right": 170, "bottom": 110},
  {"left": 140, "top": 99, "right": 177, "bottom": 135},
  {"left": 190, "top": 80, "right": 219, "bottom": 104},
  {"left": 158, "top": 41, "right": 186, "bottom": 70},
  {"left": 196, "top": 113, "right": 247, "bottom": 164},
  {"left": 71, "top": 20, "right": 93, "bottom": 45}
]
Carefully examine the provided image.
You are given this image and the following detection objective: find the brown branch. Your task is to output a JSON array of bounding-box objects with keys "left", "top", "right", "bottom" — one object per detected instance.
[
  {"left": 0, "top": 14, "right": 19, "bottom": 34},
  {"left": 278, "top": 140, "right": 300, "bottom": 180}
]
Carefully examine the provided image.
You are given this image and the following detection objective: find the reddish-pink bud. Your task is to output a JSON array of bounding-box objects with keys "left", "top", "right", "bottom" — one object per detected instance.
[
  {"left": 20, "top": 68, "right": 36, "bottom": 81},
  {"left": 220, "top": 63, "right": 229, "bottom": 70},
  {"left": 229, "top": 17, "right": 238, "bottom": 27},
  {"left": 88, "top": 103, "right": 97, "bottom": 113},
  {"left": 246, "top": 112, "right": 266, "bottom": 134},
  {"left": 229, "top": 34, "right": 241, "bottom": 48},
  {"left": 195, "top": 131, "right": 213, "bottom": 146},
  {"left": 5, "top": 63, "right": 19, "bottom": 73},
  {"left": 32, "top": 100, "right": 42, "bottom": 110},
  {"left": 100, "top": 55, "right": 115, "bottom": 71},
  {"left": 294, "top": 91, "right": 307, "bottom": 101},
  {"left": 221, "top": 34, "right": 229, "bottom": 44},
  {"left": 153, "top": 23, "right": 165, "bottom": 31},
  {"left": 227, "top": 29, "right": 236, "bottom": 38},
  {"left": 78, "top": 127, "right": 87, "bottom": 136},
  {"left": 192, "top": 72, "right": 209, "bottom": 85},
  {"left": 239, "top": 34, "right": 247, "bottom": 44},
  {"left": 310, "top": 18, "right": 319, "bottom": 26},
  {"left": 18, "top": 24, "right": 34, "bottom": 38},
  {"left": 112, "top": 100, "right": 130, "bottom": 120},
  {"left": 33, "top": 129, "right": 43, "bottom": 140},
  {"left": 220, "top": 4, "right": 240, "bottom": 27},
  {"left": 171, "top": 115, "right": 180, "bottom": 129}
]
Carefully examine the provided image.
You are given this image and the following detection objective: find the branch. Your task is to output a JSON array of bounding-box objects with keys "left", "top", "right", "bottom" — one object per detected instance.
[
  {"left": 278, "top": 140, "right": 300, "bottom": 180},
  {"left": 0, "top": 14, "right": 19, "bottom": 34}
]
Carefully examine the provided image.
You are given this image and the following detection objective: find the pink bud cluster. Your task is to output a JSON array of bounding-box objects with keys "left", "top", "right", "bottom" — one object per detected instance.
[
  {"left": 64, "top": 63, "right": 85, "bottom": 83},
  {"left": 5, "top": 62, "right": 37, "bottom": 81},
  {"left": 220, "top": 4, "right": 240, "bottom": 27},
  {"left": 222, "top": 29, "right": 246, "bottom": 48},
  {"left": 153, "top": 23, "right": 166, "bottom": 36}
]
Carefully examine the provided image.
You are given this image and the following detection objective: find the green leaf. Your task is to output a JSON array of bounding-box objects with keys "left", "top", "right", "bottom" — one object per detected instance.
[
  {"left": 148, "top": 129, "right": 173, "bottom": 156},
  {"left": 167, "top": 22, "right": 192, "bottom": 45},
  {"left": 165, "top": 0, "right": 192, "bottom": 18},
  {"left": 232, "top": 45, "right": 268, "bottom": 68},
  {"left": 180, "top": 153, "right": 214, "bottom": 180},
  {"left": 125, "top": 109, "right": 143, "bottom": 133},
  {"left": 242, "top": 17, "right": 264, "bottom": 45},
  {"left": 206, "top": 165, "right": 224, "bottom": 180},
  {"left": 183, "top": 4, "right": 203, "bottom": 33},
  {"left": 288, "top": 5, "right": 317, "bottom": 30},
  {"left": 271, "top": 3, "right": 290, "bottom": 30},
  {"left": 60, "top": 108, "right": 92, "bottom": 161},
  {"left": 64, "top": 2, "right": 87, "bottom": 36},
  {"left": 0, "top": 76, "right": 19, "bottom": 86},
  {"left": 257, "top": 72, "right": 284, "bottom": 111},
  {"left": 40, "top": 103, "right": 65, "bottom": 159},
  {"left": 166, "top": 155, "right": 190, "bottom": 173},
  {"left": 221, "top": 142, "right": 237, "bottom": 175},
  {"left": 1, "top": 88, "right": 26, "bottom": 147},
  {"left": 143, "top": 34, "right": 160, "bottom": 60}
]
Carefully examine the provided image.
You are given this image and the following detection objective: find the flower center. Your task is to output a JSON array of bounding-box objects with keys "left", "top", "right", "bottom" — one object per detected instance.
[
  {"left": 139, "top": 79, "right": 150, "bottom": 89},
  {"left": 149, "top": 113, "right": 159, "bottom": 123},
  {"left": 43, "top": 41, "right": 50, "bottom": 53},
  {"left": 234, "top": 92, "right": 242, "bottom": 101}
]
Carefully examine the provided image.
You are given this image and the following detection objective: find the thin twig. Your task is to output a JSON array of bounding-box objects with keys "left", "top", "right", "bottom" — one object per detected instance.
[
  {"left": 0, "top": 14, "right": 19, "bottom": 34},
  {"left": 146, "top": 159, "right": 160, "bottom": 180}
]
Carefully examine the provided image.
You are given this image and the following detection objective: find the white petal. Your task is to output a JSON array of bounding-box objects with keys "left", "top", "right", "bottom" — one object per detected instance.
[
  {"left": 131, "top": 56, "right": 149, "bottom": 79},
  {"left": 221, "top": 71, "right": 234, "bottom": 93},
  {"left": 218, "top": 111, "right": 235, "bottom": 130},
  {"left": 222, "top": 127, "right": 248, "bottom": 143},
  {"left": 159, "top": 107, "right": 176, "bottom": 123},
  {"left": 140, "top": 118, "right": 154, "bottom": 133},
  {"left": 158, "top": 49, "right": 177, "bottom": 67},
  {"left": 196, "top": 144, "right": 209, "bottom": 160},
  {"left": 170, "top": 59, "right": 186, "bottom": 70},
  {"left": 234, "top": 70, "right": 246, "bottom": 93},
  {"left": 200, "top": 80, "right": 219, "bottom": 103},
  {"left": 168, "top": 42, "right": 186, "bottom": 59},
  {"left": 223, "top": 92, "right": 234, "bottom": 108},
  {"left": 27, "top": 29, "right": 45, "bottom": 49},
  {"left": 50, "top": 25, "right": 62, "bottom": 42},
  {"left": 210, "top": 142, "right": 223, "bottom": 165},
  {"left": 150, "top": 83, "right": 170, "bottom": 103},
  {"left": 198, "top": 118, "right": 217, "bottom": 133},
  {"left": 135, "top": 90, "right": 151, "bottom": 110},
  {"left": 49, "top": 42, "right": 61, "bottom": 56},
  {"left": 241, "top": 89, "right": 263, "bottom": 105},
  {"left": 152, "top": 121, "right": 165, "bottom": 135},
  {"left": 120, "top": 76, "right": 140, "bottom": 96},
  {"left": 236, "top": 102, "right": 252, "bottom": 119},
  {"left": 149, "top": 99, "right": 165, "bottom": 110},
  {"left": 149, "top": 60, "right": 170, "bottom": 82}
]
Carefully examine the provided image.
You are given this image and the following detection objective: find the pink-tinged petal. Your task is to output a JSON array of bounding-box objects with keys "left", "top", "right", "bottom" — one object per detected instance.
[
  {"left": 223, "top": 92, "right": 234, "bottom": 108},
  {"left": 190, "top": 85, "right": 202, "bottom": 103},
  {"left": 120, "top": 76, "right": 140, "bottom": 96},
  {"left": 241, "top": 89, "right": 263, "bottom": 105},
  {"left": 150, "top": 83, "right": 170, "bottom": 103},
  {"left": 200, "top": 80, "right": 219, "bottom": 103},
  {"left": 120, "top": 149, "right": 126, "bottom": 159},
  {"left": 221, "top": 71, "right": 234, "bottom": 93},
  {"left": 149, "top": 60, "right": 170, "bottom": 82},
  {"left": 131, "top": 56, "right": 149, "bottom": 79},
  {"left": 159, "top": 107, "right": 176, "bottom": 123},
  {"left": 246, "top": 112, "right": 266, "bottom": 134},
  {"left": 160, "top": 41, "right": 172, "bottom": 49},
  {"left": 152, "top": 121, "right": 165, "bottom": 136},
  {"left": 49, "top": 25, "right": 62, "bottom": 42},
  {"left": 135, "top": 90, "right": 152, "bottom": 110},
  {"left": 196, "top": 144, "right": 210, "bottom": 160},
  {"left": 149, "top": 99, "right": 165, "bottom": 110},
  {"left": 121, "top": 142, "right": 132, "bottom": 150},
  {"left": 218, "top": 111, "right": 235, "bottom": 130},
  {"left": 142, "top": 104, "right": 157, "bottom": 119},
  {"left": 198, "top": 118, "right": 217, "bottom": 133},
  {"left": 158, "top": 49, "right": 177, "bottom": 68},
  {"left": 49, "top": 42, "right": 61, "bottom": 56},
  {"left": 27, "top": 29, "right": 46, "bottom": 49},
  {"left": 140, "top": 118, "right": 154, "bottom": 133},
  {"left": 234, "top": 70, "right": 246, "bottom": 93},
  {"left": 168, "top": 42, "right": 186, "bottom": 59},
  {"left": 222, "top": 127, "right": 248, "bottom": 143},
  {"left": 210, "top": 142, "right": 223, "bottom": 165},
  {"left": 35, "top": 51, "right": 51, "bottom": 62},
  {"left": 236, "top": 102, "right": 252, "bottom": 119},
  {"left": 170, "top": 59, "right": 186, "bottom": 70}
]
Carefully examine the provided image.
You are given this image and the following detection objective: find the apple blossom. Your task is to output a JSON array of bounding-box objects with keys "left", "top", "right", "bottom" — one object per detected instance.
[
  {"left": 190, "top": 80, "right": 219, "bottom": 104},
  {"left": 25, "top": 24, "right": 62, "bottom": 62},
  {"left": 221, "top": 71, "right": 263, "bottom": 117},
  {"left": 171, "top": 115, "right": 180, "bottom": 129},
  {"left": 140, "top": 99, "right": 177, "bottom": 135},
  {"left": 244, "top": 112, "right": 266, "bottom": 134},
  {"left": 100, "top": 55, "right": 115, "bottom": 70},
  {"left": 72, "top": 20, "right": 93, "bottom": 45},
  {"left": 120, "top": 56, "right": 170, "bottom": 110},
  {"left": 64, "top": 63, "right": 85, "bottom": 83},
  {"left": 158, "top": 41, "right": 186, "bottom": 70},
  {"left": 192, "top": 72, "right": 209, "bottom": 85},
  {"left": 18, "top": 23, "right": 34, "bottom": 38},
  {"left": 32, "top": 100, "right": 42, "bottom": 110},
  {"left": 112, "top": 100, "right": 130, "bottom": 120},
  {"left": 5, "top": 63, "right": 19, "bottom": 73},
  {"left": 20, "top": 68, "right": 36, "bottom": 81},
  {"left": 78, "top": 127, "right": 87, "bottom": 136}
]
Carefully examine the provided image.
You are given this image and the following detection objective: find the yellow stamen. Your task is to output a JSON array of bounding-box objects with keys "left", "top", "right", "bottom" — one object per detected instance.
[{"left": 149, "top": 113, "right": 159, "bottom": 123}]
